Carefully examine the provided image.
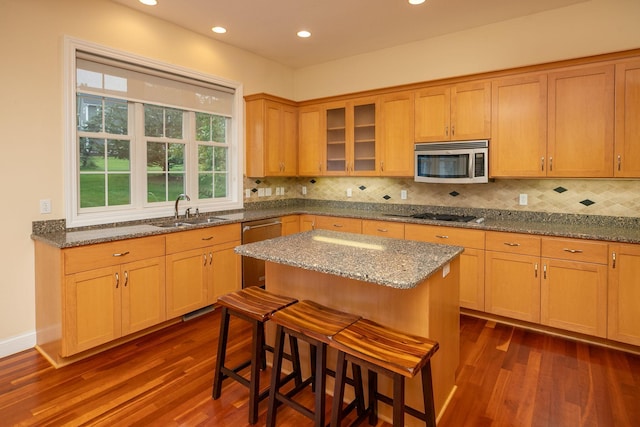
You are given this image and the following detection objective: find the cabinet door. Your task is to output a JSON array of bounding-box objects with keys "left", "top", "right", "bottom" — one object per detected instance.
[
  {"left": 541, "top": 258, "right": 607, "bottom": 337},
  {"left": 299, "top": 215, "right": 315, "bottom": 231},
  {"left": 608, "top": 244, "right": 640, "bottom": 345},
  {"left": 121, "top": 257, "right": 166, "bottom": 336},
  {"left": 299, "top": 105, "right": 324, "bottom": 176},
  {"left": 166, "top": 248, "right": 208, "bottom": 318},
  {"left": 325, "top": 102, "right": 348, "bottom": 174},
  {"left": 491, "top": 74, "right": 547, "bottom": 177},
  {"left": 459, "top": 248, "right": 485, "bottom": 311},
  {"left": 63, "top": 266, "right": 120, "bottom": 356},
  {"left": 615, "top": 59, "right": 640, "bottom": 177},
  {"left": 352, "top": 99, "right": 378, "bottom": 175},
  {"left": 485, "top": 251, "right": 540, "bottom": 322},
  {"left": 362, "top": 220, "right": 404, "bottom": 239},
  {"left": 281, "top": 215, "right": 300, "bottom": 236},
  {"left": 265, "top": 101, "right": 297, "bottom": 176},
  {"left": 451, "top": 81, "right": 491, "bottom": 140},
  {"left": 281, "top": 103, "right": 298, "bottom": 175},
  {"left": 379, "top": 92, "right": 414, "bottom": 177},
  {"left": 548, "top": 65, "right": 615, "bottom": 177},
  {"left": 314, "top": 216, "right": 362, "bottom": 234},
  {"left": 209, "top": 241, "right": 242, "bottom": 303},
  {"left": 414, "top": 86, "right": 450, "bottom": 142}
]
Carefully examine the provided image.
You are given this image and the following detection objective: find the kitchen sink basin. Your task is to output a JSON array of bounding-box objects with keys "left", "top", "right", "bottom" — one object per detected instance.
[
  {"left": 155, "top": 221, "right": 194, "bottom": 228},
  {"left": 182, "top": 217, "right": 227, "bottom": 225}
]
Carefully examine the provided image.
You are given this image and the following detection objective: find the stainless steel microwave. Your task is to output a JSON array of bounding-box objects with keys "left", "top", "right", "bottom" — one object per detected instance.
[{"left": 415, "top": 140, "right": 489, "bottom": 184}]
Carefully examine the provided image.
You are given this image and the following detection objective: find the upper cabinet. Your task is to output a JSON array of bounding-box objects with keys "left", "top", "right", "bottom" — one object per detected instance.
[
  {"left": 414, "top": 81, "right": 490, "bottom": 142},
  {"left": 615, "top": 58, "right": 640, "bottom": 177},
  {"left": 378, "top": 91, "right": 414, "bottom": 177},
  {"left": 324, "top": 97, "right": 378, "bottom": 176},
  {"left": 547, "top": 64, "right": 615, "bottom": 177},
  {"left": 491, "top": 73, "right": 548, "bottom": 177},
  {"left": 245, "top": 94, "right": 298, "bottom": 177},
  {"left": 298, "top": 105, "right": 324, "bottom": 176}
]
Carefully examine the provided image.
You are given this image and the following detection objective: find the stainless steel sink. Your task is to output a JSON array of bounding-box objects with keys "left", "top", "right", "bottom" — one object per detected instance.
[
  {"left": 182, "top": 217, "right": 227, "bottom": 225},
  {"left": 155, "top": 221, "right": 194, "bottom": 228}
]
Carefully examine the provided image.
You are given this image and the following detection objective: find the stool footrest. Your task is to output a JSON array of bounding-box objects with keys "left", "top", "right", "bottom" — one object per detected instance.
[{"left": 374, "top": 391, "right": 428, "bottom": 422}]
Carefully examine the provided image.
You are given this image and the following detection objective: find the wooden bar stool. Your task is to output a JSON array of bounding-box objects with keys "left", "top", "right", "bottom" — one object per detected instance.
[
  {"left": 212, "top": 287, "right": 300, "bottom": 425},
  {"left": 266, "top": 300, "right": 364, "bottom": 427},
  {"left": 329, "top": 318, "right": 439, "bottom": 427}
]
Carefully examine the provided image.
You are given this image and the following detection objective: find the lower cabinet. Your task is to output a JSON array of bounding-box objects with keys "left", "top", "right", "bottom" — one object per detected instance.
[
  {"left": 362, "top": 219, "right": 405, "bottom": 239},
  {"left": 608, "top": 243, "right": 640, "bottom": 345},
  {"left": 314, "top": 215, "right": 362, "bottom": 234},
  {"left": 281, "top": 215, "right": 301, "bottom": 236},
  {"left": 165, "top": 224, "right": 241, "bottom": 318}
]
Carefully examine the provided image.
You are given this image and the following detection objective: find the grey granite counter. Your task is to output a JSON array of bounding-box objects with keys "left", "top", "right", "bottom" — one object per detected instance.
[
  {"left": 31, "top": 199, "right": 640, "bottom": 248},
  {"left": 234, "top": 229, "right": 463, "bottom": 289}
]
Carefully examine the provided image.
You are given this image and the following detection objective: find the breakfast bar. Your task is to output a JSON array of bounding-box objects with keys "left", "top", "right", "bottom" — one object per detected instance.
[{"left": 235, "top": 229, "right": 463, "bottom": 424}]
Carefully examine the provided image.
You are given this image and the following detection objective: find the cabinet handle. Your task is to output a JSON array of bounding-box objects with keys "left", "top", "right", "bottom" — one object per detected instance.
[
  {"left": 451, "top": 125, "right": 455, "bottom": 136},
  {"left": 541, "top": 157, "right": 545, "bottom": 171},
  {"left": 112, "top": 251, "right": 130, "bottom": 257},
  {"left": 115, "top": 272, "right": 119, "bottom": 288},
  {"left": 503, "top": 242, "right": 521, "bottom": 247},
  {"left": 617, "top": 155, "right": 621, "bottom": 171},
  {"left": 209, "top": 252, "right": 213, "bottom": 265},
  {"left": 203, "top": 254, "right": 207, "bottom": 266},
  {"left": 534, "top": 263, "right": 538, "bottom": 278},
  {"left": 201, "top": 236, "right": 214, "bottom": 241},
  {"left": 612, "top": 252, "right": 616, "bottom": 269},
  {"left": 445, "top": 126, "right": 449, "bottom": 137},
  {"left": 435, "top": 235, "right": 449, "bottom": 239},
  {"left": 333, "top": 224, "right": 343, "bottom": 228},
  {"left": 549, "top": 157, "right": 553, "bottom": 171},
  {"left": 563, "top": 248, "right": 583, "bottom": 254},
  {"left": 543, "top": 264, "right": 547, "bottom": 279},
  {"left": 123, "top": 271, "right": 128, "bottom": 287},
  {"left": 318, "top": 163, "right": 322, "bottom": 172},
  {"left": 377, "top": 228, "right": 388, "bottom": 233},
  {"left": 380, "top": 161, "right": 384, "bottom": 172}
]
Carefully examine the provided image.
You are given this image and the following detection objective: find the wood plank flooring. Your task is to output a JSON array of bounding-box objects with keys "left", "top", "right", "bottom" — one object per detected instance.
[{"left": 1, "top": 310, "right": 639, "bottom": 426}]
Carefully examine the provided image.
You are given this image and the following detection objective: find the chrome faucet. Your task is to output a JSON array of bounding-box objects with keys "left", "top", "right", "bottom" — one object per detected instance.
[{"left": 174, "top": 193, "right": 190, "bottom": 219}]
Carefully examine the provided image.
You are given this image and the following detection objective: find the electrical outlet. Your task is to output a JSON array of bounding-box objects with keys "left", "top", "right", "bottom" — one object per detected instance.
[
  {"left": 519, "top": 194, "right": 528, "bottom": 206},
  {"left": 280, "top": 187, "right": 285, "bottom": 195},
  {"left": 245, "top": 189, "right": 251, "bottom": 198},
  {"left": 39, "top": 199, "right": 52, "bottom": 214},
  {"left": 302, "top": 186, "right": 307, "bottom": 195},
  {"left": 257, "top": 188, "right": 265, "bottom": 197},
  {"left": 265, "top": 187, "right": 272, "bottom": 196},
  {"left": 346, "top": 188, "right": 352, "bottom": 197},
  {"left": 275, "top": 187, "right": 281, "bottom": 196},
  {"left": 400, "top": 190, "right": 407, "bottom": 200}
]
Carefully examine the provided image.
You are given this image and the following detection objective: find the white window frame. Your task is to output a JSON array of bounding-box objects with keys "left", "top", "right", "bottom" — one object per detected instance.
[{"left": 64, "top": 37, "right": 244, "bottom": 228}]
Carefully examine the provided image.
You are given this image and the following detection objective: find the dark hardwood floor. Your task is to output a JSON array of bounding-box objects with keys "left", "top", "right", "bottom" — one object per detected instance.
[{"left": 1, "top": 310, "right": 639, "bottom": 426}]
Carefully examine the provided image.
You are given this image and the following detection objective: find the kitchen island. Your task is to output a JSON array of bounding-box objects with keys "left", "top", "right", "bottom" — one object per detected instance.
[{"left": 235, "top": 229, "right": 463, "bottom": 424}]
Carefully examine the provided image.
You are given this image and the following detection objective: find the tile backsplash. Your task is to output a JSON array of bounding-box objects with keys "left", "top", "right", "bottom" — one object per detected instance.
[{"left": 244, "top": 177, "right": 640, "bottom": 218}]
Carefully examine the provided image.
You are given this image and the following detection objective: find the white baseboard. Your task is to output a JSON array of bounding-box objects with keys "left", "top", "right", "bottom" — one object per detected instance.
[{"left": 0, "top": 331, "right": 36, "bottom": 359}]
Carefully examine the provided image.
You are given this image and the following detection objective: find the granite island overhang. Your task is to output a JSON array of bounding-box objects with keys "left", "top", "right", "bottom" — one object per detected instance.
[{"left": 235, "top": 229, "right": 464, "bottom": 424}]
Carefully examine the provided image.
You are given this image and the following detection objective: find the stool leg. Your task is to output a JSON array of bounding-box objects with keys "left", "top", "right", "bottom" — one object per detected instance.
[
  {"left": 352, "top": 363, "right": 365, "bottom": 417},
  {"left": 289, "top": 335, "right": 303, "bottom": 386},
  {"left": 257, "top": 321, "right": 267, "bottom": 370},
  {"left": 313, "top": 343, "right": 327, "bottom": 427},
  {"left": 247, "top": 319, "right": 262, "bottom": 424},
  {"left": 266, "top": 324, "right": 286, "bottom": 427},
  {"left": 421, "top": 361, "right": 437, "bottom": 427},
  {"left": 212, "top": 307, "right": 230, "bottom": 399},
  {"left": 330, "top": 351, "right": 348, "bottom": 427},
  {"left": 392, "top": 374, "right": 405, "bottom": 427},
  {"left": 368, "top": 370, "right": 378, "bottom": 426}
]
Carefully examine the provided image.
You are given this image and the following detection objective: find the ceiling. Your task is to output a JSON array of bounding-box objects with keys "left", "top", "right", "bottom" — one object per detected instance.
[{"left": 112, "top": 0, "right": 587, "bottom": 69}]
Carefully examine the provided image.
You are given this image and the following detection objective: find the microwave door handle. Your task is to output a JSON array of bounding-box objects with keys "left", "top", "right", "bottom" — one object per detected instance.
[{"left": 468, "top": 154, "right": 474, "bottom": 178}]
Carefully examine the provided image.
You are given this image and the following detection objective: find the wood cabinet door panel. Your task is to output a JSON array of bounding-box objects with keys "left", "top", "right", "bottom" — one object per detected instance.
[
  {"left": 405, "top": 224, "right": 485, "bottom": 249},
  {"left": 415, "top": 86, "right": 450, "bottom": 142},
  {"left": 362, "top": 220, "right": 405, "bottom": 239},
  {"left": 63, "top": 266, "right": 120, "bottom": 356},
  {"left": 541, "top": 237, "right": 608, "bottom": 264},
  {"left": 379, "top": 92, "right": 414, "bottom": 176},
  {"left": 486, "top": 231, "right": 541, "bottom": 256},
  {"left": 210, "top": 241, "right": 242, "bottom": 303},
  {"left": 548, "top": 65, "right": 614, "bottom": 177},
  {"left": 451, "top": 81, "right": 491, "bottom": 140},
  {"left": 281, "top": 215, "right": 300, "bottom": 236},
  {"left": 165, "top": 224, "right": 240, "bottom": 254},
  {"left": 615, "top": 59, "right": 640, "bottom": 177},
  {"left": 165, "top": 248, "right": 208, "bottom": 318},
  {"left": 298, "top": 106, "right": 324, "bottom": 176},
  {"left": 541, "top": 258, "right": 607, "bottom": 337},
  {"left": 459, "top": 248, "right": 485, "bottom": 311},
  {"left": 608, "top": 244, "right": 640, "bottom": 345},
  {"left": 265, "top": 101, "right": 284, "bottom": 175},
  {"left": 485, "top": 251, "right": 540, "bottom": 322},
  {"left": 314, "top": 216, "right": 362, "bottom": 234},
  {"left": 491, "top": 74, "right": 547, "bottom": 177},
  {"left": 121, "top": 257, "right": 166, "bottom": 335}
]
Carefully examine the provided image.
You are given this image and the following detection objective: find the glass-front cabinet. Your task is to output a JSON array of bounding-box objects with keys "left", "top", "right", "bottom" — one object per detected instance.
[{"left": 324, "top": 98, "right": 378, "bottom": 176}]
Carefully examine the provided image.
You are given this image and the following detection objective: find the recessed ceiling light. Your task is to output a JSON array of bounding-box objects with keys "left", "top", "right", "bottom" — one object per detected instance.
[
  {"left": 139, "top": 0, "right": 157, "bottom": 5},
  {"left": 409, "top": 0, "right": 426, "bottom": 5},
  {"left": 297, "top": 30, "right": 311, "bottom": 38},
  {"left": 212, "top": 26, "right": 227, "bottom": 34}
]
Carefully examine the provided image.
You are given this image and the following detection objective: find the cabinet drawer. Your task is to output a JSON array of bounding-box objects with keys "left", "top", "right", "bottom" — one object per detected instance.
[
  {"left": 405, "top": 224, "right": 485, "bottom": 249},
  {"left": 64, "top": 235, "right": 165, "bottom": 274},
  {"left": 542, "top": 237, "right": 608, "bottom": 264},
  {"left": 315, "top": 216, "right": 362, "bottom": 234},
  {"left": 362, "top": 220, "right": 404, "bottom": 239},
  {"left": 486, "top": 231, "right": 541, "bottom": 256},
  {"left": 166, "top": 223, "right": 241, "bottom": 254}
]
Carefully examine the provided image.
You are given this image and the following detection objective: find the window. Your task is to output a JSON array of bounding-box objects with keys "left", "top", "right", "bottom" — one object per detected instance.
[{"left": 65, "top": 38, "right": 243, "bottom": 227}]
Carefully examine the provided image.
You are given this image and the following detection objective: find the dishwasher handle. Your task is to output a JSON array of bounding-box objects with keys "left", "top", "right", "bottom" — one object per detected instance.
[{"left": 242, "top": 221, "right": 282, "bottom": 233}]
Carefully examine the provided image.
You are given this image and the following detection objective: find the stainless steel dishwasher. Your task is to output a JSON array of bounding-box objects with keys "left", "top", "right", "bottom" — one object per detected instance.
[{"left": 241, "top": 218, "right": 282, "bottom": 288}]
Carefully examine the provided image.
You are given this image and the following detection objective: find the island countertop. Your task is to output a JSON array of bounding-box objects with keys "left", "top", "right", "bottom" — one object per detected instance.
[{"left": 234, "top": 229, "right": 463, "bottom": 289}]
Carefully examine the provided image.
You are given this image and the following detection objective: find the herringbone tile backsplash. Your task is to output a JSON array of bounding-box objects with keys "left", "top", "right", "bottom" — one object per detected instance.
[{"left": 243, "top": 177, "right": 640, "bottom": 218}]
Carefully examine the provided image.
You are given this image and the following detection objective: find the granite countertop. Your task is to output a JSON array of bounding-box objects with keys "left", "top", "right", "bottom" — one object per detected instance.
[
  {"left": 235, "top": 229, "right": 464, "bottom": 289},
  {"left": 31, "top": 200, "right": 640, "bottom": 248}
]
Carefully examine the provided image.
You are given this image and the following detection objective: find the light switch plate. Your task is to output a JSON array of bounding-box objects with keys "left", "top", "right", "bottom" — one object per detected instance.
[
  {"left": 401, "top": 190, "right": 407, "bottom": 200},
  {"left": 519, "top": 194, "right": 528, "bottom": 206}
]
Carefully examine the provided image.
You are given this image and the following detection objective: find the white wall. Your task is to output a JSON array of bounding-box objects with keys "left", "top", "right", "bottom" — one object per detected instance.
[
  {"left": 0, "top": 0, "right": 293, "bottom": 357},
  {"left": 1, "top": 0, "right": 639, "bottom": 358},
  {"left": 293, "top": 0, "right": 640, "bottom": 100}
]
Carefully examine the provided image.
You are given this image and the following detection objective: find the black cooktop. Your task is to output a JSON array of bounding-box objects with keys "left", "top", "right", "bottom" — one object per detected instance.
[{"left": 384, "top": 212, "right": 477, "bottom": 222}]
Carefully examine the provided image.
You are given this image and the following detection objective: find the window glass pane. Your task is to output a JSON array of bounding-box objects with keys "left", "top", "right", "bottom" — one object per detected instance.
[
  {"left": 77, "top": 95, "right": 103, "bottom": 132},
  {"left": 147, "top": 141, "right": 166, "bottom": 171},
  {"left": 198, "top": 145, "right": 213, "bottom": 172},
  {"left": 214, "top": 146, "right": 227, "bottom": 171},
  {"left": 144, "top": 105, "right": 164, "bottom": 137},
  {"left": 108, "top": 174, "right": 130, "bottom": 206},
  {"left": 104, "top": 99, "right": 128, "bottom": 135},
  {"left": 80, "top": 174, "right": 105, "bottom": 208},
  {"left": 212, "top": 115, "right": 226, "bottom": 142},
  {"left": 195, "top": 112, "right": 211, "bottom": 141},
  {"left": 168, "top": 173, "right": 185, "bottom": 200},
  {"left": 165, "top": 108, "right": 183, "bottom": 139},
  {"left": 198, "top": 173, "right": 213, "bottom": 199},
  {"left": 214, "top": 173, "right": 227, "bottom": 198},
  {"left": 168, "top": 143, "right": 185, "bottom": 171},
  {"left": 107, "top": 139, "right": 130, "bottom": 171},
  {"left": 147, "top": 174, "right": 166, "bottom": 203},
  {"left": 79, "top": 137, "right": 104, "bottom": 172}
]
